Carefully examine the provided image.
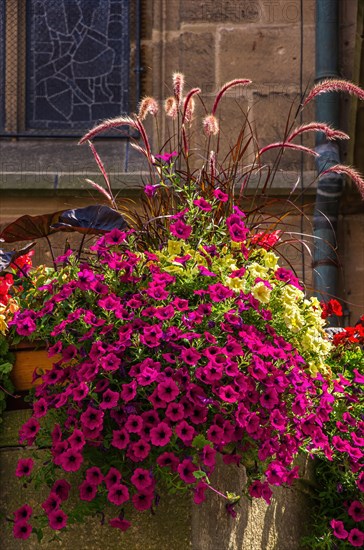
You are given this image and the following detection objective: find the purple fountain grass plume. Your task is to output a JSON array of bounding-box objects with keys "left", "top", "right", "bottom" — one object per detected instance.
[
  {"left": 173, "top": 72, "right": 184, "bottom": 105},
  {"left": 85, "top": 179, "right": 113, "bottom": 204},
  {"left": 79, "top": 116, "right": 138, "bottom": 144},
  {"left": 209, "top": 150, "right": 216, "bottom": 182},
  {"left": 320, "top": 164, "right": 364, "bottom": 199},
  {"left": 212, "top": 79, "right": 251, "bottom": 115},
  {"left": 138, "top": 97, "right": 159, "bottom": 120},
  {"left": 134, "top": 118, "right": 153, "bottom": 164},
  {"left": 87, "top": 141, "right": 117, "bottom": 209},
  {"left": 182, "top": 88, "right": 201, "bottom": 124},
  {"left": 287, "top": 122, "right": 349, "bottom": 142},
  {"left": 303, "top": 79, "right": 364, "bottom": 106},
  {"left": 130, "top": 142, "right": 155, "bottom": 163},
  {"left": 165, "top": 97, "right": 178, "bottom": 118},
  {"left": 258, "top": 142, "right": 319, "bottom": 157},
  {"left": 203, "top": 114, "right": 219, "bottom": 136}
]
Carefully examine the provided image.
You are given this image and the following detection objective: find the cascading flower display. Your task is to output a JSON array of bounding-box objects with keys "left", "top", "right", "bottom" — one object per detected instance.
[{"left": 8, "top": 183, "right": 339, "bottom": 539}]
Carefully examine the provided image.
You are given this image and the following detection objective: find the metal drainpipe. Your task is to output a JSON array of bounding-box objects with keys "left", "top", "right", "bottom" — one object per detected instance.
[{"left": 313, "top": 0, "right": 344, "bottom": 310}]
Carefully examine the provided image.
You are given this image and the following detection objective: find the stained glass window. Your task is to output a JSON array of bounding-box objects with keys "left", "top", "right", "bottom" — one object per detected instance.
[{"left": 26, "top": 0, "right": 130, "bottom": 131}]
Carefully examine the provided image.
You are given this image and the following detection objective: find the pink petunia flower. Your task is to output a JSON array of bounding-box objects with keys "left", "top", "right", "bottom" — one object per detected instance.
[
  {"left": 107, "top": 484, "right": 130, "bottom": 506},
  {"left": 109, "top": 517, "right": 131, "bottom": 531},
  {"left": 177, "top": 458, "right": 198, "bottom": 484},
  {"left": 150, "top": 422, "right": 173, "bottom": 446},
  {"left": 131, "top": 468, "right": 154, "bottom": 491},
  {"left": 15, "top": 458, "right": 34, "bottom": 478},
  {"left": 330, "top": 519, "right": 348, "bottom": 540},
  {"left": 348, "top": 501, "right": 364, "bottom": 522},
  {"left": 79, "top": 480, "right": 97, "bottom": 501},
  {"left": 348, "top": 528, "right": 364, "bottom": 547},
  {"left": 13, "top": 521, "right": 32, "bottom": 539},
  {"left": 13, "top": 504, "right": 33, "bottom": 523},
  {"left": 170, "top": 220, "right": 192, "bottom": 240},
  {"left": 132, "top": 490, "right": 154, "bottom": 511},
  {"left": 48, "top": 509, "right": 68, "bottom": 530}
]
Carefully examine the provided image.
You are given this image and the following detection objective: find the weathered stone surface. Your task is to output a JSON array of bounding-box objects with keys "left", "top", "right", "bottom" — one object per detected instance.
[
  {"left": 338, "top": 211, "right": 364, "bottom": 323},
  {"left": 192, "top": 455, "right": 313, "bottom": 550},
  {"left": 181, "top": 0, "right": 315, "bottom": 25},
  {"left": 218, "top": 25, "right": 315, "bottom": 87},
  {"left": 163, "top": 32, "right": 216, "bottom": 91}
]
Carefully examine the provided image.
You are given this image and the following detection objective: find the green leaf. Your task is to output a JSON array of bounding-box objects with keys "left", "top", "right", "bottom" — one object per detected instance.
[
  {"left": 192, "top": 470, "right": 209, "bottom": 481},
  {"left": 192, "top": 434, "right": 212, "bottom": 450},
  {"left": 0, "top": 362, "right": 13, "bottom": 375}
]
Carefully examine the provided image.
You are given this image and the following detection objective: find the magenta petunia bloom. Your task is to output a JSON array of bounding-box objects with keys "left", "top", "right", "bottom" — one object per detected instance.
[
  {"left": 18, "top": 417, "right": 40, "bottom": 445},
  {"left": 58, "top": 449, "right": 83, "bottom": 472},
  {"left": 105, "top": 467, "right": 122, "bottom": 490},
  {"left": 207, "top": 424, "right": 224, "bottom": 444},
  {"left": 207, "top": 283, "right": 234, "bottom": 302},
  {"left": 15, "top": 458, "right": 34, "bottom": 478},
  {"left": 112, "top": 428, "right": 130, "bottom": 450},
  {"left": 80, "top": 407, "right": 104, "bottom": 430},
  {"left": 127, "top": 439, "right": 151, "bottom": 462},
  {"left": 180, "top": 347, "right": 201, "bottom": 366},
  {"left": 357, "top": 472, "right": 364, "bottom": 492},
  {"left": 14, "top": 313, "right": 36, "bottom": 336},
  {"left": 125, "top": 414, "right": 144, "bottom": 434},
  {"left": 218, "top": 384, "right": 239, "bottom": 403},
  {"left": 156, "top": 451, "right": 179, "bottom": 471},
  {"left": 157, "top": 378, "right": 180, "bottom": 402},
  {"left": 330, "top": 519, "right": 349, "bottom": 540},
  {"left": 42, "top": 494, "right": 61, "bottom": 514},
  {"left": 79, "top": 480, "right": 98, "bottom": 502},
  {"left": 100, "top": 388, "right": 120, "bottom": 409},
  {"left": 193, "top": 481, "right": 208, "bottom": 504},
  {"left": 67, "top": 429, "right": 85, "bottom": 451},
  {"left": 33, "top": 398, "right": 48, "bottom": 418},
  {"left": 212, "top": 188, "right": 229, "bottom": 202},
  {"left": 266, "top": 463, "right": 288, "bottom": 485},
  {"left": 51, "top": 479, "right": 71, "bottom": 501},
  {"left": 177, "top": 458, "right": 198, "bottom": 484},
  {"left": 150, "top": 422, "right": 173, "bottom": 446},
  {"left": 100, "top": 352, "right": 121, "bottom": 372},
  {"left": 348, "top": 528, "right": 364, "bottom": 547},
  {"left": 170, "top": 220, "right": 192, "bottom": 240},
  {"left": 132, "top": 490, "right": 154, "bottom": 511},
  {"left": 13, "top": 521, "right": 32, "bottom": 539},
  {"left": 348, "top": 500, "right": 364, "bottom": 522},
  {"left": 165, "top": 402, "right": 185, "bottom": 422},
  {"left": 120, "top": 380, "right": 137, "bottom": 402},
  {"left": 154, "top": 151, "right": 177, "bottom": 162},
  {"left": 85, "top": 467, "right": 103, "bottom": 486},
  {"left": 48, "top": 509, "right": 68, "bottom": 530},
  {"left": 201, "top": 445, "right": 217, "bottom": 467},
  {"left": 13, "top": 504, "right": 33, "bottom": 523},
  {"left": 109, "top": 517, "right": 131, "bottom": 531},
  {"left": 175, "top": 420, "right": 196, "bottom": 445},
  {"left": 107, "top": 483, "right": 130, "bottom": 506},
  {"left": 131, "top": 468, "right": 154, "bottom": 491},
  {"left": 260, "top": 388, "right": 279, "bottom": 410},
  {"left": 193, "top": 197, "right": 212, "bottom": 211}
]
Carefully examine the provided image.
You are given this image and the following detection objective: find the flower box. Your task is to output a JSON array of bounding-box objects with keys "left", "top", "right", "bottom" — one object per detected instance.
[{"left": 10, "top": 346, "right": 56, "bottom": 391}]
